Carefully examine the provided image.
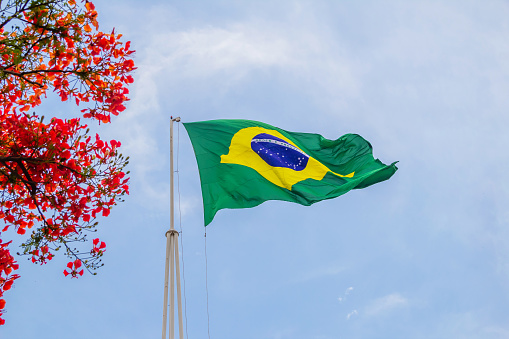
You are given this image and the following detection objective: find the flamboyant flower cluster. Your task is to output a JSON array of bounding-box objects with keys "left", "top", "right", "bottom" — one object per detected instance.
[
  {"left": 64, "top": 259, "right": 84, "bottom": 278},
  {"left": 0, "top": 0, "right": 135, "bottom": 324},
  {"left": 0, "top": 0, "right": 135, "bottom": 121},
  {"left": 0, "top": 239, "right": 19, "bottom": 325}
]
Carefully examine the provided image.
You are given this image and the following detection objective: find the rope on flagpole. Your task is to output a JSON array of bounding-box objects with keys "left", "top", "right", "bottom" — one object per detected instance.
[
  {"left": 205, "top": 228, "right": 211, "bottom": 339},
  {"left": 176, "top": 121, "right": 189, "bottom": 339}
]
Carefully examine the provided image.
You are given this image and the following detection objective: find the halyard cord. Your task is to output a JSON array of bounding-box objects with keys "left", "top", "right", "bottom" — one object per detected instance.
[
  {"left": 176, "top": 122, "right": 190, "bottom": 339},
  {"left": 205, "top": 228, "right": 211, "bottom": 339}
]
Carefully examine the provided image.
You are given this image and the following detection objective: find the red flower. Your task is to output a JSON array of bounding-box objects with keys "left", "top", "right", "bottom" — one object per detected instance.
[{"left": 0, "top": 0, "right": 134, "bottom": 325}]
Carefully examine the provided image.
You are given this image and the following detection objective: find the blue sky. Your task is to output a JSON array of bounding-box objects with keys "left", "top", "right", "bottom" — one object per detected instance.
[{"left": 3, "top": 0, "right": 509, "bottom": 338}]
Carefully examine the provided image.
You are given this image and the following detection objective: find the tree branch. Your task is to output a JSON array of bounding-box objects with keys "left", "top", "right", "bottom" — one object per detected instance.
[{"left": 0, "top": 69, "right": 44, "bottom": 87}]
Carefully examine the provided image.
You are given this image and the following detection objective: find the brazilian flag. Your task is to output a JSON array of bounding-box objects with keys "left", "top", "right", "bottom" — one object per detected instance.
[{"left": 184, "top": 119, "right": 398, "bottom": 225}]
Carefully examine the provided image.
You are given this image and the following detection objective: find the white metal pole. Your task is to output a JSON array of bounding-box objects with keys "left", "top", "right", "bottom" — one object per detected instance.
[
  {"left": 162, "top": 116, "right": 181, "bottom": 339},
  {"left": 162, "top": 232, "right": 171, "bottom": 339},
  {"left": 169, "top": 232, "right": 175, "bottom": 339},
  {"left": 170, "top": 117, "right": 176, "bottom": 232},
  {"left": 174, "top": 235, "right": 184, "bottom": 339}
]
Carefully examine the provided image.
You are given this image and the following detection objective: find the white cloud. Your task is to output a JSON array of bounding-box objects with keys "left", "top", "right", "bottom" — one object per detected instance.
[
  {"left": 337, "top": 286, "right": 354, "bottom": 303},
  {"left": 364, "top": 293, "right": 408, "bottom": 317},
  {"left": 265, "top": 327, "right": 296, "bottom": 339},
  {"left": 289, "top": 263, "right": 345, "bottom": 285},
  {"left": 136, "top": 15, "right": 361, "bottom": 103},
  {"left": 346, "top": 310, "right": 358, "bottom": 320},
  {"left": 484, "top": 326, "right": 509, "bottom": 337},
  {"left": 152, "top": 26, "right": 294, "bottom": 77},
  {"left": 176, "top": 194, "right": 200, "bottom": 219},
  {"left": 430, "top": 311, "right": 509, "bottom": 339}
]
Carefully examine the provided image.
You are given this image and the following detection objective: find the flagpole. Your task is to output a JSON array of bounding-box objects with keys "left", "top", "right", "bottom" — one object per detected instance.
[
  {"left": 162, "top": 116, "right": 183, "bottom": 339},
  {"left": 162, "top": 230, "right": 171, "bottom": 339}
]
